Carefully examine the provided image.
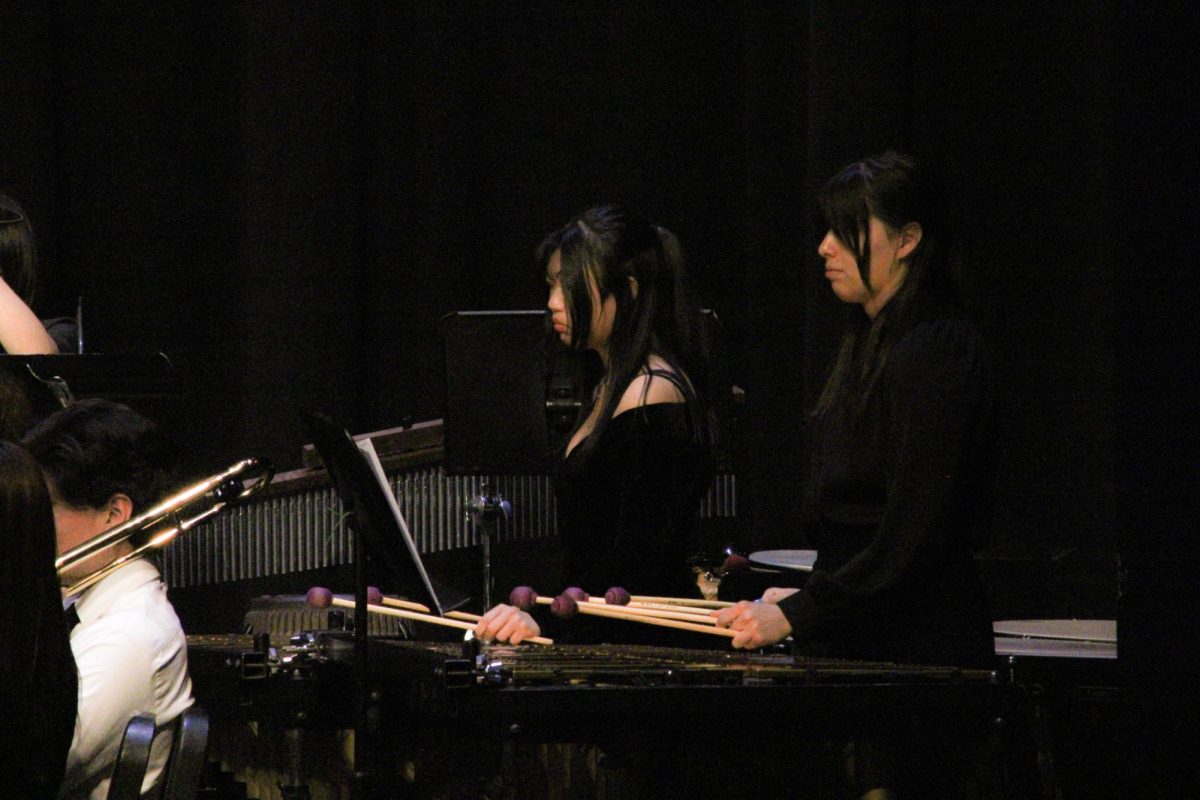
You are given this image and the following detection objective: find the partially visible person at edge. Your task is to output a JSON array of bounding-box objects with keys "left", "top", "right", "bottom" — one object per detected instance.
[
  {"left": 23, "top": 398, "right": 194, "bottom": 800},
  {"left": 1, "top": 193, "right": 65, "bottom": 354},
  {"left": 0, "top": 441, "right": 79, "bottom": 797},
  {"left": 475, "top": 205, "right": 717, "bottom": 644},
  {"left": 716, "top": 152, "right": 996, "bottom": 669},
  {"left": 2, "top": 193, "right": 78, "bottom": 442}
]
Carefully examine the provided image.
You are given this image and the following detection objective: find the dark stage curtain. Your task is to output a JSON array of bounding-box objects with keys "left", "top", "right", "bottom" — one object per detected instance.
[
  {"left": 1, "top": 0, "right": 1122, "bottom": 609},
  {"left": 2, "top": 0, "right": 1126, "bottom": 603},
  {"left": 4, "top": 0, "right": 1192, "bottom": 793}
]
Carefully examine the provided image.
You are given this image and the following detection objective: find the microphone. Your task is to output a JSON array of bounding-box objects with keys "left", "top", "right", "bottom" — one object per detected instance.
[{"left": 75, "top": 295, "right": 84, "bottom": 354}]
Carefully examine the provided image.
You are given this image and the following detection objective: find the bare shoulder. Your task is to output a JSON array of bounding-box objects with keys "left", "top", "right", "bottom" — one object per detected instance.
[{"left": 613, "top": 359, "right": 687, "bottom": 416}]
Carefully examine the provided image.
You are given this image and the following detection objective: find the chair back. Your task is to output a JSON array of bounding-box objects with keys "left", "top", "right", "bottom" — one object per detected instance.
[
  {"left": 159, "top": 706, "right": 211, "bottom": 800},
  {"left": 107, "top": 714, "right": 156, "bottom": 800}
]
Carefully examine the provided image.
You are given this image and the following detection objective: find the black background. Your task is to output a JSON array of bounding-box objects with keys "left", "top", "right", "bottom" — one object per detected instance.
[{"left": 3, "top": 3, "right": 1195, "bottom": 790}]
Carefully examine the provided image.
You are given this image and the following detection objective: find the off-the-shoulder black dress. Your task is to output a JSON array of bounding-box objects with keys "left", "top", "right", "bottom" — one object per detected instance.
[{"left": 542, "top": 401, "right": 713, "bottom": 643}]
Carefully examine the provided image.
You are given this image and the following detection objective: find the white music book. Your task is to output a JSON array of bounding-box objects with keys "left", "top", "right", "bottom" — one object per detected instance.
[{"left": 355, "top": 436, "right": 444, "bottom": 615}]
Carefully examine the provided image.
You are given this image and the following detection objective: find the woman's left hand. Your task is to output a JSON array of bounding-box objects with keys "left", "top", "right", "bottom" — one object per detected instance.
[
  {"left": 473, "top": 603, "right": 541, "bottom": 644},
  {"left": 712, "top": 600, "right": 793, "bottom": 649}
]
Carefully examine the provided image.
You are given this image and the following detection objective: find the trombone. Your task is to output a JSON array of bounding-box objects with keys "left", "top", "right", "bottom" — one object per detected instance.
[{"left": 56, "top": 457, "right": 274, "bottom": 597}]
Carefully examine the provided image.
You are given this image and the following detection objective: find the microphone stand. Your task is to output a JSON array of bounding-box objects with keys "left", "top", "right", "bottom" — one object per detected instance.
[
  {"left": 468, "top": 480, "right": 511, "bottom": 611},
  {"left": 351, "top": 520, "right": 378, "bottom": 800}
]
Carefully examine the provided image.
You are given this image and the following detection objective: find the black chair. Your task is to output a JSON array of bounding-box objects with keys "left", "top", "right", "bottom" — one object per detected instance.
[
  {"left": 107, "top": 714, "right": 156, "bottom": 800},
  {"left": 159, "top": 706, "right": 211, "bottom": 800}
]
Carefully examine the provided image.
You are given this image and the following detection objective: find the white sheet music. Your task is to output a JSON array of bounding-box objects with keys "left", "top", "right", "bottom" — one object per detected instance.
[{"left": 355, "top": 437, "right": 443, "bottom": 615}]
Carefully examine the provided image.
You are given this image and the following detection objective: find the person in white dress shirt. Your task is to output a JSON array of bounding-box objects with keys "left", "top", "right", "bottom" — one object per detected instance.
[{"left": 23, "top": 398, "right": 194, "bottom": 800}]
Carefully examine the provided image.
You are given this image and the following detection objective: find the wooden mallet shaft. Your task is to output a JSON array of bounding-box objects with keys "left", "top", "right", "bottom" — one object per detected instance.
[
  {"left": 536, "top": 596, "right": 734, "bottom": 638},
  {"left": 379, "top": 595, "right": 543, "bottom": 636},
  {"left": 331, "top": 596, "right": 554, "bottom": 645},
  {"left": 629, "top": 595, "right": 735, "bottom": 609},
  {"left": 583, "top": 597, "right": 717, "bottom": 625}
]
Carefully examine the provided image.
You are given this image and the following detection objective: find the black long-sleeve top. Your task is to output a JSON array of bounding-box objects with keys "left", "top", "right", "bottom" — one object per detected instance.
[{"left": 778, "top": 301, "right": 997, "bottom": 667}]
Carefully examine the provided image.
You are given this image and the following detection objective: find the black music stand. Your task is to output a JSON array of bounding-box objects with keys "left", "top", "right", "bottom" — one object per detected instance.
[
  {"left": 303, "top": 409, "right": 469, "bottom": 800},
  {"left": 1, "top": 352, "right": 177, "bottom": 400},
  {"left": 0, "top": 352, "right": 179, "bottom": 439},
  {"left": 441, "top": 310, "right": 575, "bottom": 610},
  {"left": 441, "top": 308, "right": 731, "bottom": 473},
  {"left": 302, "top": 410, "right": 469, "bottom": 615},
  {"left": 441, "top": 310, "right": 566, "bottom": 475}
]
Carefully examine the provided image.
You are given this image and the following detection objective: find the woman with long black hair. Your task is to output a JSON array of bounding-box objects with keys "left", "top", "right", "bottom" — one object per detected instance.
[
  {"left": 475, "top": 205, "right": 716, "bottom": 644},
  {"left": 717, "top": 152, "right": 996, "bottom": 669}
]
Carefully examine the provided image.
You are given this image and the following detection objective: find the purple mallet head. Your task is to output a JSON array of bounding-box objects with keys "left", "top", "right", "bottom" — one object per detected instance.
[
  {"left": 604, "top": 586, "right": 631, "bottom": 606},
  {"left": 563, "top": 586, "right": 590, "bottom": 603},
  {"left": 306, "top": 586, "right": 333, "bottom": 608},
  {"left": 509, "top": 585, "right": 538, "bottom": 612},
  {"left": 722, "top": 554, "right": 750, "bottom": 574},
  {"left": 550, "top": 594, "right": 579, "bottom": 619}
]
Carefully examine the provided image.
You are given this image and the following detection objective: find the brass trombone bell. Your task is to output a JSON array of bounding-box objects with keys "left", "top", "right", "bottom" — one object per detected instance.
[{"left": 56, "top": 457, "right": 274, "bottom": 596}]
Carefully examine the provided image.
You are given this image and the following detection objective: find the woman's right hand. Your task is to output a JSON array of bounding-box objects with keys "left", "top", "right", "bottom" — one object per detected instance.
[
  {"left": 473, "top": 603, "right": 541, "bottom": 644},
  {"left": 712, "top": 599, "right": 793, "bottom": 649}
]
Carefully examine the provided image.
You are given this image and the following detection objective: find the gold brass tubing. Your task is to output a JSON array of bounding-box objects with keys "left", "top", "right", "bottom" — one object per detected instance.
[{"left": 57, "top": 458, "right": 273, "bottom": 593}]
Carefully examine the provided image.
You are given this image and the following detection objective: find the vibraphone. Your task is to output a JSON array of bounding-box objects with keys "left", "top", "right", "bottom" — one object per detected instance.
[
  {"left": 188, "top": 628, "right": 1042, "bottom": 799},
  {"left": 167, "top": 422, "right": 1038, "bottom": 796},
  {"left": 368, "top": 640, "right": 1009, "bottom": 732}
]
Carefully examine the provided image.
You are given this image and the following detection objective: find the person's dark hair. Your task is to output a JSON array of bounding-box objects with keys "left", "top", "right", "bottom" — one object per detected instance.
[
  {"left": 537, "top": 205, "right": 714, "bottom": 454},
  {"left": 814, "top": 151, "right": 961, "bottom": 417},
  {"left": 0, "top": 371, "right": 36, "bottom": 442},
  {"left": 21, "top": 398, "right": 177, "bottom": 512},
  {"left": 0, "top": 193, "right": 39, "bottom": 304},
  {"left": 0, "top": 441, "right": 78, "bottom": 795}
]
